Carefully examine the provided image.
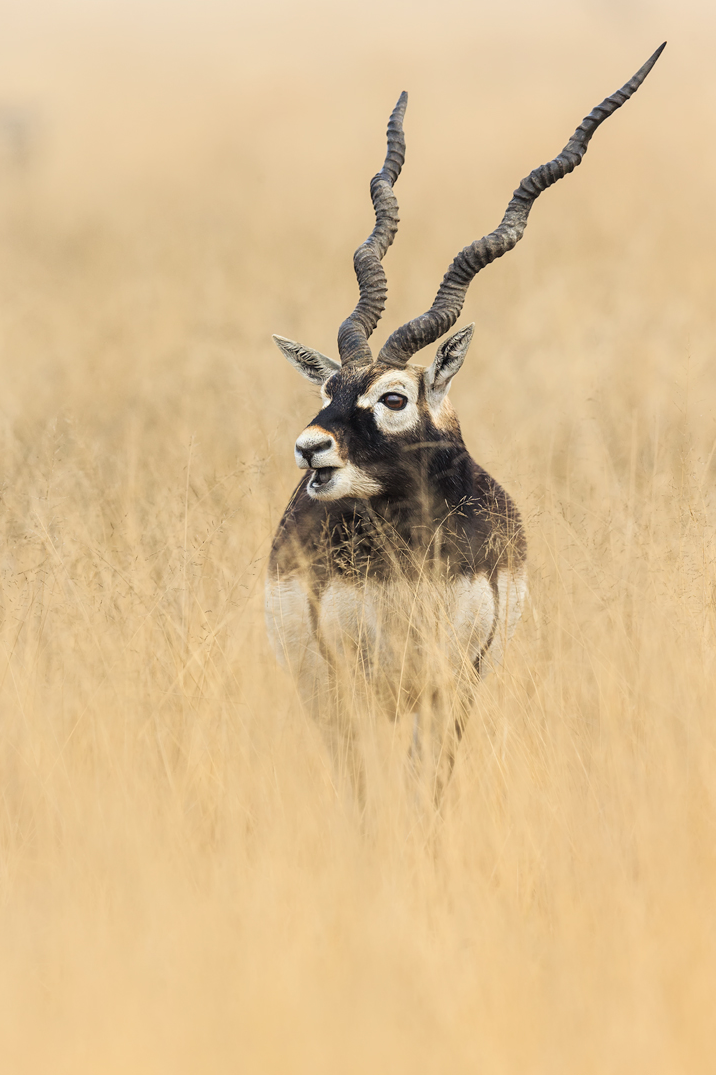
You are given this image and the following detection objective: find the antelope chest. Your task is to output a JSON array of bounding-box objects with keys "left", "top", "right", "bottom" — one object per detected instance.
[{"left": 265, "top": 566, "right": 526, "bottom": 706}]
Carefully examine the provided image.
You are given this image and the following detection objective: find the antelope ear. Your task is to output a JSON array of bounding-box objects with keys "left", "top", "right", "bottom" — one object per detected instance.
[
  {"left": 272, "top": 335, "right": 341, "bottom": 385},
  {"left": 423, "top": 324, "right": 474, "bottom": 404}
]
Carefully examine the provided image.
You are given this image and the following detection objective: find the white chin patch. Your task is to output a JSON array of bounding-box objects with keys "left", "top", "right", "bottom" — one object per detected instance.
[{"left": 306, "top": 462, "right": 382, "bottom": 500}]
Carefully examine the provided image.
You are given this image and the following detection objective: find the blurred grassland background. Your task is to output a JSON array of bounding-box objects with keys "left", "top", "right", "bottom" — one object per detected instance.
[{"left": 0, "top": 0, "right": 715, "bottom": 1071}]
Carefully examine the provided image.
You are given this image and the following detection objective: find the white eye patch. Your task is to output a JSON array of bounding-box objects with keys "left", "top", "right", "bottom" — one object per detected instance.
[{"left": 357, "top": 371, "right": 421, "bottom": 434}]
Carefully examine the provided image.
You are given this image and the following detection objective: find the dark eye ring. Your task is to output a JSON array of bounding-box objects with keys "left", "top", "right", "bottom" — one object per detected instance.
[{"left": 380, "top": 393, "right": 408, "bottom": 411}]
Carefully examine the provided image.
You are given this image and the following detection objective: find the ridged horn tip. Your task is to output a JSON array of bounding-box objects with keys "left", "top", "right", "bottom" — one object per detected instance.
[
  {"left": 378, "top": 45, "right": 665, "bottom": 365},
  {"left": 637, "top": 41, "right": 667, "bottom": 80}
]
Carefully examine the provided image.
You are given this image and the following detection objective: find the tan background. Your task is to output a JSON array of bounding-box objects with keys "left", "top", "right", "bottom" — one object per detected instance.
[{"left": 0, "top": 1, "right": 714, "bottom": 1071}]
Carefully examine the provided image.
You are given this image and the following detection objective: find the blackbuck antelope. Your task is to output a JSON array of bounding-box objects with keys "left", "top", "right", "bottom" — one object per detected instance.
[{"left": 266, "top": 45, "right": 665, "bottom": 806}]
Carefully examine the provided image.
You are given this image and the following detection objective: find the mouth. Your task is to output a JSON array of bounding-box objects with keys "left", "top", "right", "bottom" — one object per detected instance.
[{"left": 309, "top": 467, "right": 337, "bottom": 490}]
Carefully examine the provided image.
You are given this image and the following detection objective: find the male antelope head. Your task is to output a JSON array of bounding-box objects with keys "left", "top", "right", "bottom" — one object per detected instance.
[
  {"left": 273, "top": 44, "right": 666, "bottom": 503},
  {"left": 274, "top": 324, "right": 473, "bottom": 501}
]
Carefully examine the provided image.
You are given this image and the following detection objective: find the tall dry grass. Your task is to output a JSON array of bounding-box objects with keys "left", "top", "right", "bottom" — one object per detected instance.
[{"left": 0, "top": 0, "right": 714, "bottom": 1070}]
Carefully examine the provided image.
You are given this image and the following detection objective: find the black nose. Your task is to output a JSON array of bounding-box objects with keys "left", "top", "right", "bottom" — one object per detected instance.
[{"left": 299, "top": 440, "right": 331, "bottom": 464}]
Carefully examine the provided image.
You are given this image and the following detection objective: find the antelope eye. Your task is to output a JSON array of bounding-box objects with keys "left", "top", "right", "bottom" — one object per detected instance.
[{"left": 380, "top": 392, "right": 408, "bottom": 411}]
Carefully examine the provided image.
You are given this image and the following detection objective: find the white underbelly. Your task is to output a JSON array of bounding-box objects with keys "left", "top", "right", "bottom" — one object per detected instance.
[{"left": 266, "top": 569, "right": 527, "bottom": 708}]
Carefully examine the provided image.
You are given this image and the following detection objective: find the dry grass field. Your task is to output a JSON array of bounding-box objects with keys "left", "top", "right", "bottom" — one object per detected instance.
[{"left": 0, "top": 0, "right": 714, "bottom": 1070}]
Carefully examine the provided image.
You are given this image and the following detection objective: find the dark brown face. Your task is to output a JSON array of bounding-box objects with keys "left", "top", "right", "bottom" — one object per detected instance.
[
  {"left": 293, "top": 364, "right": 461, "bottom": 501},
  {"left": 273, "top": 323, "right": 474, "bottom": 500}
]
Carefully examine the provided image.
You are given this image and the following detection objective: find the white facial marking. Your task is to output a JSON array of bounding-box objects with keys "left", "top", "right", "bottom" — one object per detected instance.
[
  {"left": 357, "top": 369, "right": 421, "bottom": 435},
  {"left": 294, "top": 425, "right": 342, "bottom": 471},
  {"left": 307, "top": 462, "right": 382, "bottom": 501},
  {"left": 294, "top": 424, "right": 382, "bottom": 500}
]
